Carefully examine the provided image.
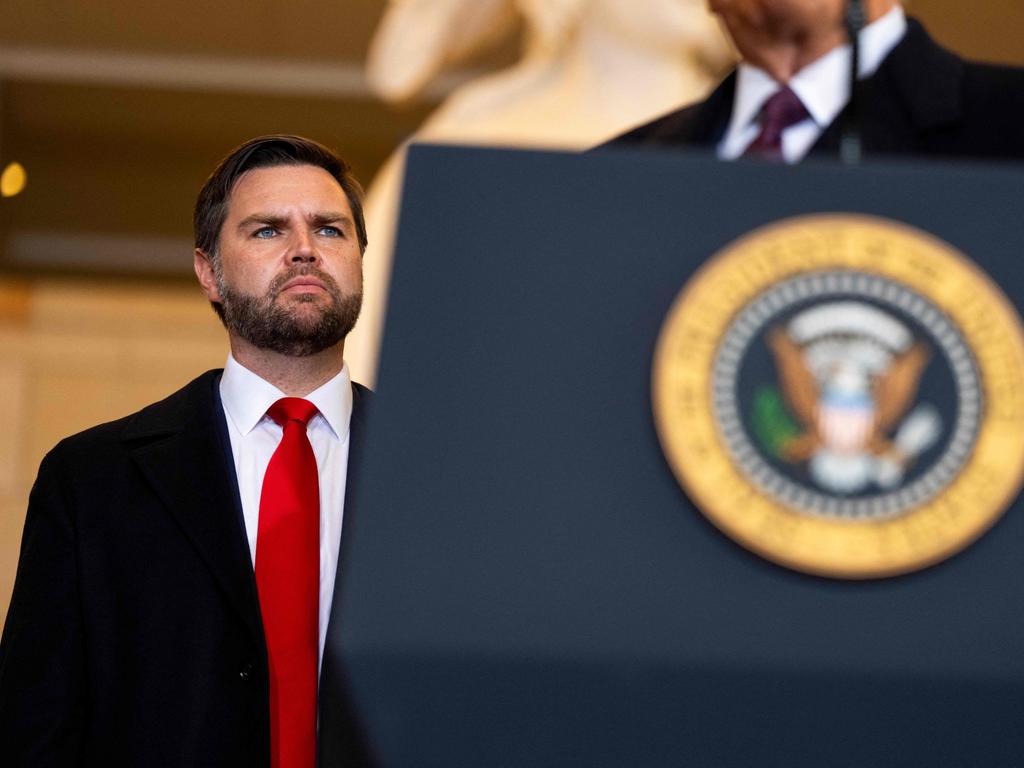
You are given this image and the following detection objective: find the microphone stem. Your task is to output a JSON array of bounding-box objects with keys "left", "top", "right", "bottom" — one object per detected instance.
[{"left": 841, "top": 0, "right": 867, "bottom": 165}]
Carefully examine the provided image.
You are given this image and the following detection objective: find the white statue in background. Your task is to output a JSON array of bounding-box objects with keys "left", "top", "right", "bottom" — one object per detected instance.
[{"left": 347, "top": 0, "right": 734, "bottom": 384}]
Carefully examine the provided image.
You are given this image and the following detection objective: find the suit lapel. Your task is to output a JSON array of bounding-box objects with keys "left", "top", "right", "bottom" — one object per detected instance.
[
  {"left": 124, "top": 371, "right": 264, "bottom": 644},
  {"left": 811, "top": 18, "right": 964, "bottom": 158},
  {"left": 607, "top": 71, "right": 736, "bottom": 149},
  {"left": 687, "top": 72, "right": 738, "bottom": 146}
]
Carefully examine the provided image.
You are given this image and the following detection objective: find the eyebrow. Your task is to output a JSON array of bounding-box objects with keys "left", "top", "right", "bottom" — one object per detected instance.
[{"left": 236, "top": 211, "right": 354, "bottom": 230}]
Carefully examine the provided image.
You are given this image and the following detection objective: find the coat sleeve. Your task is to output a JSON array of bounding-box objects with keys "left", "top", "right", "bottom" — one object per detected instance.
[{"left": 0, "top": 449, "right": 86, "bottom": 766}]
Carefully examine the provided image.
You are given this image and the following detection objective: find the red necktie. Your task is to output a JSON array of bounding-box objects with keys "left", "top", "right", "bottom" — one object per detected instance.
[
  {"left": 743, "top": 86, "right": 809, "bottom": 161},
  {"left": 256, "top": 397, "right": 320, "bottom": 768}
]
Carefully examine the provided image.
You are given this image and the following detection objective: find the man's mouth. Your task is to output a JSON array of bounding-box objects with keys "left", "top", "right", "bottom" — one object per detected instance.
[{"left": 279, "top": 276, "right": 327, "bottom": 294}]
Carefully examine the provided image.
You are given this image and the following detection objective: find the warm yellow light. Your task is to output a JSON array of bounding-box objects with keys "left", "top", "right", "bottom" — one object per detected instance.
[{"left": 1, "top": 162, "right": 27, "bottom": 198}]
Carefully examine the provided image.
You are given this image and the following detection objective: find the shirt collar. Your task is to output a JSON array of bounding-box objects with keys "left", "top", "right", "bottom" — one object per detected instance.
[
  {"left": 220, "top": 353, "right": 353, "bottom": 441},
  {"left": 731, "top": 4, "right": 907, "bottom": 132}
]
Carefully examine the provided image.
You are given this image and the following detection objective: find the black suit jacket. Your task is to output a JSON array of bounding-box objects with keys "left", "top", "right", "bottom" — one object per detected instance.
[
  {"left": 609, "top": 19, "right": 1024, "bottom": 163},
  {"left": 0, "top": 370, "right": 373, "bottom": 766}
]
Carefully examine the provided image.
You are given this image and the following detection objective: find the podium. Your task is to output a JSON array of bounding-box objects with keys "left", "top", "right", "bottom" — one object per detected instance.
[{"left": 332, "top": 145, "right": 1024, "bottom": 766}]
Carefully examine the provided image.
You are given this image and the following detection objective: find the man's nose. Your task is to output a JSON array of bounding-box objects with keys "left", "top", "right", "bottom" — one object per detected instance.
[{"left": 289, "top": 230, "right": 318, "bottom": 263}]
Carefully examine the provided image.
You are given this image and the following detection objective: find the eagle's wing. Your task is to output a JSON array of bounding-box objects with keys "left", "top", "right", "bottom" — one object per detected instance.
[
  {"left": 767, "top": 328, "right": 818, "bottom": 428},
  {"left": 874, "top": 342, "right": 930, "bottom": 432}
]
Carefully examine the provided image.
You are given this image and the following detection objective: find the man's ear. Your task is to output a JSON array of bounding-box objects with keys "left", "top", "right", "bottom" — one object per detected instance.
[{"left": 194, "top": 248, "right": 222, "bottom": 303}]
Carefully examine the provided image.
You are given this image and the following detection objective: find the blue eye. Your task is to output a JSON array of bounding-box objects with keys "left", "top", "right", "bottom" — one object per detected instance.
[
  {"left": 319, "top": 226, "right": 341, "bottom": 237},
  {"left": 254, "top": 227, "right": 276, "bottom": 239}
]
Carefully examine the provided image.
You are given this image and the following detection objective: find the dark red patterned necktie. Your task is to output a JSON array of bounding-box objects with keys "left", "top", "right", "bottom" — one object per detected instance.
[
  {"left": 743, "top": 86, "right": 809, "bottom": 161},
  {"left": 256, "top": 397, "right": 320, "bottom": 768}
]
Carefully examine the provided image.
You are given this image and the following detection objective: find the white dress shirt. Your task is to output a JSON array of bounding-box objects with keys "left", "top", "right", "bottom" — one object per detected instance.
[
  {"left": 718, "top": 5, "right": 908, "bottom": 163},
  {"left": 219, "top": 354, "right": 353, "bottom": 671}
]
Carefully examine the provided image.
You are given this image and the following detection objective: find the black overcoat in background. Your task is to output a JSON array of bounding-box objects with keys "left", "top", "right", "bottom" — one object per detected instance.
[{"left": 609, "top": 19, "right": 1024, "bottom": 163}]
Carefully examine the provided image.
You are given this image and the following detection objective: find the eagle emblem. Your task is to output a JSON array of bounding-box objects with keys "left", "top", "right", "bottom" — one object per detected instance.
[
  {"left": 653, "top": 215, "right": 1024, "bottom": 577},
  {"left": 754, "top": 301, "right": 942, "bottom": 494}
]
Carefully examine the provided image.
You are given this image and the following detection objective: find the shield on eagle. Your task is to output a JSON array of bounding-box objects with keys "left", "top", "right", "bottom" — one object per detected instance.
[{"left": 762, "top": 301, "right": 940, "bottom": 494}]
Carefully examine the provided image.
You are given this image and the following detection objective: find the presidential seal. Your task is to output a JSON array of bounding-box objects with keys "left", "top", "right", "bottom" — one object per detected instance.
[{"left": 652, "top": 214, "right": 1024, "bottom": 578}]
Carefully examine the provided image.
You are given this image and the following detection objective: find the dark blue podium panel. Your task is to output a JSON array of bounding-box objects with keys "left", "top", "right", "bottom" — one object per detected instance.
[{"left": 338, "top": 145, "right": 1024, "bottom": 767}]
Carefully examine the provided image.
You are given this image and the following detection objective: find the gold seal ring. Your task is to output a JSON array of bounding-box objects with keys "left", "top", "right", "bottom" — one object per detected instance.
[{"left": 652, "top": 214, "right": 1024, "bottom": 578}]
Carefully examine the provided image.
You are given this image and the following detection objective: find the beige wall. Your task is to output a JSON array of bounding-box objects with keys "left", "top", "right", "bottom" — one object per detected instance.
[
  {"left": 915, "top": 0, "right": 1024, "bottom": 66},
  {"left": 0, "top": 277, "right": 226, "bottom": 625}
]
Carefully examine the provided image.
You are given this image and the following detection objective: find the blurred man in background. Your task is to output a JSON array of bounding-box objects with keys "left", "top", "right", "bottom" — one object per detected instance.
[
  {"left": 0, "top": 135, "right": 371, "bottom": 767},
  {"left": 610, "top": 0, "right": 1024, "bottom": 162}
]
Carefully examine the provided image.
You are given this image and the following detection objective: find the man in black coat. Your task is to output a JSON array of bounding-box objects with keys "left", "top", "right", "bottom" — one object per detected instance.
[
  {"left": 609, "top": 0, "right": 1024, "bottom": 163},
  {"left": 0, "top": 136, "right": 373, "bottom": 766}
]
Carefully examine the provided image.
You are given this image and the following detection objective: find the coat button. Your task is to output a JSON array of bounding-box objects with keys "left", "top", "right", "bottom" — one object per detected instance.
[{"left": 239, "top": 662, "right": 254, "bottom": 681}]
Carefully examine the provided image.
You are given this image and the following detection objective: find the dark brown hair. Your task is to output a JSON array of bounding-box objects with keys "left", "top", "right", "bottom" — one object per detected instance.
[{"left": 193, "top": 134, "right": 368, "bottom": 258}]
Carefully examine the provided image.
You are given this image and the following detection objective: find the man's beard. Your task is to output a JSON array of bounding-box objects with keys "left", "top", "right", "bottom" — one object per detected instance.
[{"left": 214, "top": 264, "right": 362, "bottom": 357}]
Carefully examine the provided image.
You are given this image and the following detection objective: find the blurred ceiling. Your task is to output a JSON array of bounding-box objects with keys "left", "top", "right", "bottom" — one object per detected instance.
[
  {"left": 0, "top": 0, "right": 516, "bottom": 277},
  {"left": 1, "top": 0, "right": 1022, "bottom": 278}
]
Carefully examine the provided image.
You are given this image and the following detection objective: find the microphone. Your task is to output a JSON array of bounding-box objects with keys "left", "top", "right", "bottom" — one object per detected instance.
[{"left": 840, "top": 0, "right": 867, "bottom": 165}]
